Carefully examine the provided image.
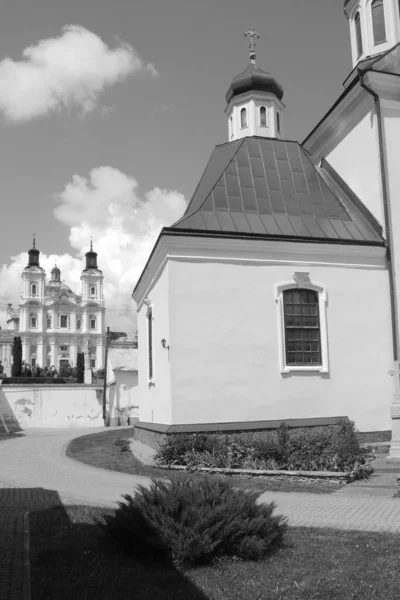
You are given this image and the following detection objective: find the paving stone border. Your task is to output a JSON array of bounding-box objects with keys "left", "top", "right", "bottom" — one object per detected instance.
[{"left": 154, "top": 464, "right": 360, "bottom": 484}]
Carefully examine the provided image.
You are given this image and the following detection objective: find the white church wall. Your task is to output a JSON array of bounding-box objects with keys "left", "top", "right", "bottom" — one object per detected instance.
[
  {"left": 168, "top": 256, "right": 392, "bottom": 432},
  {"left": 327, "top": 108, "right": 383, "bottom": 226},
  {"left": 0, "top": 384, "right": 104, "bottom": 428},
  {"left": 137, "top": 263, "right": 172, "bottom": 424},
  {"left": 381, "top": 100, "right": 400, "bottom": 351}
]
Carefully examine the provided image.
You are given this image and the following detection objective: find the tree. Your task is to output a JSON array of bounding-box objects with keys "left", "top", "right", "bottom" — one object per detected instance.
[
  {"left": 11, "top": 337, "right": 22, "bottom": 377},
  {"left": 76, "top": 352, "right": 85, "bottom": 383}
]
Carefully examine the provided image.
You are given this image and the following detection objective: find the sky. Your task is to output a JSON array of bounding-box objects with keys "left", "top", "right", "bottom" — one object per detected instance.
[{"left": 0, "top": 0, "right": 351, "bottom": 334}]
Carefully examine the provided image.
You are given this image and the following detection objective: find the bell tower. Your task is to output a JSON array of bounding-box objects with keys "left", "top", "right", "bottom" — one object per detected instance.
[
  {"left": 80, "top": 241, "right": 104, "bottom": 306},
  {"left": 344, "top": 0, "right": 400, "bottom": 68},
  {"left": 225, "top": 27, "right": 285, "bottom": 141}
]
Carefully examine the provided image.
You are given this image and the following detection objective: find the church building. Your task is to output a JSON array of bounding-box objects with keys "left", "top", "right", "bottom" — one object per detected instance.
[
  {"left": 4, "top": 239, "right": 106, "bottom": 373},
  {"left": 133, "top": 3, "right": 400, "bottom": 455}
]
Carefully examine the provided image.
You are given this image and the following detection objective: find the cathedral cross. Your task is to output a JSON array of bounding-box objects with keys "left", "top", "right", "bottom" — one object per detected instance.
[{"left": 243, "top": 26, "right": 260, "bottom": 64}]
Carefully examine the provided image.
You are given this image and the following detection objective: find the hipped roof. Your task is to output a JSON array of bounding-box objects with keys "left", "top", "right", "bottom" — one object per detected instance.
[{"left": 171, "top": 137, "right": 383, "bottom": 244}]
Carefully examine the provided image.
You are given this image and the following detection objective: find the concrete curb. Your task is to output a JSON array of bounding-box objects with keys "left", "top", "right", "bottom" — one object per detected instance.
[
  {"left": 23, "top": 512, "right": 31, "bottom": 600},
  {"left": 154, "top": 464, "right": 356, "bottom": 483}
]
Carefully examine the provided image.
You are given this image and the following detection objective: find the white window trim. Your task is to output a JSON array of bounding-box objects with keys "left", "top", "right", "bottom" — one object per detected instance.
[
  {"left": 144, "top": 299, "right": 155, "bottom": 386},
  {"left": 274, "top": 273, "right": 329, "bottom": 374}
]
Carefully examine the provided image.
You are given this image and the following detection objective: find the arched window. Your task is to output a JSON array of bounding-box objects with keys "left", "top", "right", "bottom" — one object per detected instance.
[
  {"left": 371, "top": 0, "right": 386, "bottom": 45},
  {"left": 240, "top": 108, "right": 247, "bottom": 129},
  {"left": 283, "top": 289, "right": 321, "bottom": 366},
  {"left": 90, "top": 286, "right": 96, "bottom": 296},
  {"left": 31, "top": 283, "right": 37, "bottom": 296},
  {"left": 30, "top": 313, "right": 37, "bottom": 328},
  {"left": 276, "top": 112, "right": 281, "bottom": 133},
  {"left": 147, "top": 307, "right": 153, "bottom": 380},
  {"left": 355, "top": 12, "right": 363, "bottom": 57},
  {"left": 77, "top": 318, "right": 81, "bottom": 330},
  {"left": 260, "top": 106, "right": 267, "bottom": 127},
  {"left": 46, "top": 313, "right": 52, "bottom": 328},
  {"left": 90, "top": 316, "right": 96, "bottom": 330}
]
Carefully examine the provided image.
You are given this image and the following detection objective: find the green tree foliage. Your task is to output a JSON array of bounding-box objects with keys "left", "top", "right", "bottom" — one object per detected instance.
[
  {"left": 11, "top": 336, "right": 22, "bottom": 377},
  {"left": 97, "top": 477, "right": 287, "bottom": 566},
  {"left": 76, "top": 352, "right": 85, "bottom": 383}
]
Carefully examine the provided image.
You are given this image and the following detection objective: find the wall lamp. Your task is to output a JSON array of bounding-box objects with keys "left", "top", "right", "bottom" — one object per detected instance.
[{"left": 161, "top": 339, "right": 169, "bottom": 350}]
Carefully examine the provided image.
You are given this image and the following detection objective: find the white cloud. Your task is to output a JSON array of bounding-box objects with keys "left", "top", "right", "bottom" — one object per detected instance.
[
  {"left": 0, "top": 25, "right": 157, "bottom": 122},
  {"left": 0, "top": 167, "right": 186, "bottom": 332}
]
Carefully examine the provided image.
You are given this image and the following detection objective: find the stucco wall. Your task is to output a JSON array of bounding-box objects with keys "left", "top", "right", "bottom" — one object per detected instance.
[
  {"left": 137, "top": 264, "right": 172, "bottom": 424},
  {"left": 0, "top": 384, "right": 104, "bottom": 429},
  {"left": 107, "top": 371, "right": 139, "bottom": 425},
  {"left": 327, "top": 108, "right": 383, "bottom": 226},
  {"left": 168, "top": 258, "right": 392, "bottom": 432}
]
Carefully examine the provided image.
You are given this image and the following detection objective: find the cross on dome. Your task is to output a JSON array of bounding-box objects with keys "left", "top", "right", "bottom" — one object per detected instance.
[{"left": 243, "top": 26, "right": 260, "bottom": 64}]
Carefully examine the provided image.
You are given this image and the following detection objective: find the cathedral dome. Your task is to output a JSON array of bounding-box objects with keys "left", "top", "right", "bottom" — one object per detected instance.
[
  {"left": 51, "top": 264, "right": 61, "bottom": 282},
  {"left": 225, "top": 64, "right": 284, "bottom": 104}
]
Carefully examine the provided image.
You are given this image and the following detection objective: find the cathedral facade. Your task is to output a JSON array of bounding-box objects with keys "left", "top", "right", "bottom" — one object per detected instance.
[{"left": 5, "top": 239, "right": 106, "bottom": 372}]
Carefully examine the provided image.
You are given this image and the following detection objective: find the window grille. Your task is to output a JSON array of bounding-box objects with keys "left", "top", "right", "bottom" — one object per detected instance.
[
  {"left": 283, "top": 289, "right": 321, "bottom": 366},
  {"left": 371, "top": 0, "right": 386, "bottom": 45},
  {"left": 355, "top": 12, "right": 363, "bottom": 57}
]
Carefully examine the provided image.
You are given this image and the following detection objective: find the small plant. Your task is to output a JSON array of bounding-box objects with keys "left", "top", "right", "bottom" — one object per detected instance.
[
  {"left": 115, "top": 438, "right": 131, "bottom": 453},
  {"left": 97, "top": 477, "right": 287, "bottom": 566}
]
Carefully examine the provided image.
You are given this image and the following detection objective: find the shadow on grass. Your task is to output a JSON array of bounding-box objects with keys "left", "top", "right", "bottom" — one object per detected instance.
[{"left": 29, "top": 495, "right": 209, "bottom": 600}]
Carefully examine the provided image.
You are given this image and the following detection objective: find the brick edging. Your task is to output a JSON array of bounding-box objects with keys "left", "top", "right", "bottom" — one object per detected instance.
[
  {"left": 155, "top": 464, "right": 357, "bottom": 483},
  {"left": 23, "top": 512, "right": 31, "bottom": 600}
]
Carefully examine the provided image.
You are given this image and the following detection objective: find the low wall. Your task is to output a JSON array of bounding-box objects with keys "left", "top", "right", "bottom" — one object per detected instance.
[{"left": 0, "top": 383, "right": 104, "bottom": 429}]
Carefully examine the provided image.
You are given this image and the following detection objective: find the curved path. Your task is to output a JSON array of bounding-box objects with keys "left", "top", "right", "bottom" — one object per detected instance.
[
  {"left": 0, "top": 428, "right": 400, "bottom": 530},
  {"left": 0, "top": 427, "right": 150, "bottom": 507}
]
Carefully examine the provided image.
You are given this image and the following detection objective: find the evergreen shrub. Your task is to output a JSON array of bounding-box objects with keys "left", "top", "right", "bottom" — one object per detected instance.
[
  {"left": 97, "top": 477, "right": 287, "bottom": 566},
  {"left": 76, "top": 352, "right": 85, "bottom": 383},
  {"left": 11, "top": 337, "right": 22, "bottom": 377}
]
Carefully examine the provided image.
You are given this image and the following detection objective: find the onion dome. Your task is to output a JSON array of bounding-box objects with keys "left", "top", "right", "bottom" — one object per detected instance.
[
  {"left": 50, "top": 264, "right": 61, "bottom": 282},
  {"left": 225, "top": 64, "right": 284, "bottom": 104},
  {"left": 27, "top": 235, "right": 40, "bottom": 267},
  {"left": 84, "top": 240, "right": 98, "bottom": 270}
]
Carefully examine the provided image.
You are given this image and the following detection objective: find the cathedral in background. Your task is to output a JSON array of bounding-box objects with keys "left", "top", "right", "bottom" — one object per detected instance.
[{"left": 0, "top": 239, "right": 106, "bottom": 375}]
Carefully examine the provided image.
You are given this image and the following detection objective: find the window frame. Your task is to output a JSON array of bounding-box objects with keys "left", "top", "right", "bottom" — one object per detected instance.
[
  {"left": 31, "top": 283, "right": 38, "bottom": 296},
  {"left": 147, "top": 304, "right": 154, "bottom": 383},
  {"left": 260, "top": 105, "right": 267, "bottom": 127},
  {"left": 90, "top": 285, "right": 97, "bottom": 297},
  {"left": 354, "top": 11, "right": 363, "bottom": 58},
  {"left": 240, "top": 107, "right": 247, "bottom": 129},
  {"left": 30, "top": 313, "right": 38, "bottom": 329},
  {"left": 90, "top": 315, "right": 97, "bottom": 330},
  {"left": 276, "top": 112, "right": 281, "bottom": 134},
  {"left": 60, "top": 314, "right": 68, "bottom": 329},
  {"left": 275, "top": 277, "right": 329, "bottom": 374},
  {"left": 371, "top": 0, "right": 387, "bottom": 46}
]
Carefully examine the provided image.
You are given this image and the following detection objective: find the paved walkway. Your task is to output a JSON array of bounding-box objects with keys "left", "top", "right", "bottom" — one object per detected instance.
[{"left": 1, "top": 428, "right": 400, "bottom": 598}]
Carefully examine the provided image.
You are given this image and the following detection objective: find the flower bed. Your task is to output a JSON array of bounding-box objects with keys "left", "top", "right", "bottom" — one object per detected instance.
[{"left": 154, "top": 421, "right": 374, "bottom": 481}]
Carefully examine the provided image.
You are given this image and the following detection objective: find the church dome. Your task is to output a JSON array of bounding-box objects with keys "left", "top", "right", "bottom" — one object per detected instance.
[
  {"left": 225, "top": 64, "right": 284, "bottom": 104},
  {"left": 50, "top": 264, "right": 61, "bottom": 282}
]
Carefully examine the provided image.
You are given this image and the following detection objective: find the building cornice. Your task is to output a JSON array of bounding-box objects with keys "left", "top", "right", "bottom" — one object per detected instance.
[
  {"left": 302, "top": 81, "right": 374, "bottom": 163},
  {"left": 132, "top": 231, "right": 387, "bottom": 310}
]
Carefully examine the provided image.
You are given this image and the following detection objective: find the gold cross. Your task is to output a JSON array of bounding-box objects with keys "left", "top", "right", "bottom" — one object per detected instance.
[{"left": 243, "top": 26, "right": 260, "bottom": 64}]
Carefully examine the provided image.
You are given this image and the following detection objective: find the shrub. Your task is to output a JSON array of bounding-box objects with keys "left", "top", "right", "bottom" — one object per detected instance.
[
  {"left": 97, "top": 477, "right": 287, "bottom": 566},
  {"left": 156, "top": 421, "right": 369, "bottom": 473},
  {"left": 76, "top": 352, "right": 85, "bottom": 383},
  {"left": 11, "top": 337, "right": 22, "bottom": 377}
]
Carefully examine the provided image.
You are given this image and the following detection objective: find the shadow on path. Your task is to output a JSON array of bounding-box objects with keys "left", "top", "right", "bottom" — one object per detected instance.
[{"left": 0, "top": 485, "right": 209, "bottom": 600}]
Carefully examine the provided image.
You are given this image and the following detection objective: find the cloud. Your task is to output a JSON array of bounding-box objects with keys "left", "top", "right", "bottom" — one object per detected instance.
[
  {"left": 0, "top": 25, "right": 157, "bottom": 122},
  {"left": 0, "top": 167, "right": 186, "bottom": 333}
]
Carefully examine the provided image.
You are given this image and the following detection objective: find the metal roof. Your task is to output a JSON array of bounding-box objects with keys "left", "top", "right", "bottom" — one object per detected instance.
[{"left": 172, "top": 137, "right": 384, "bottom": 244}]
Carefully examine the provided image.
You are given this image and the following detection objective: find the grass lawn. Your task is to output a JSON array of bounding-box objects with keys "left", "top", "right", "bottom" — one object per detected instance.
[
  {"left": 30, "top": 504, "right": 400, "bottom": 600},
  {"left": 65, "top": 429, "right": 339, "bottom": 495}
]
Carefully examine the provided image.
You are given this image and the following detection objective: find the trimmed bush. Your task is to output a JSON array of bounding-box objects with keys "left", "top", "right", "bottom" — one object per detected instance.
[
  {"left": 97, "top": 477, "right": 287, "bottom": 566},
  {"left": 11, "top": 336, "right": 22, "bottom": 377},
  {"left": 155, "top": 421, "right": 370, "bottom": 473}
]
